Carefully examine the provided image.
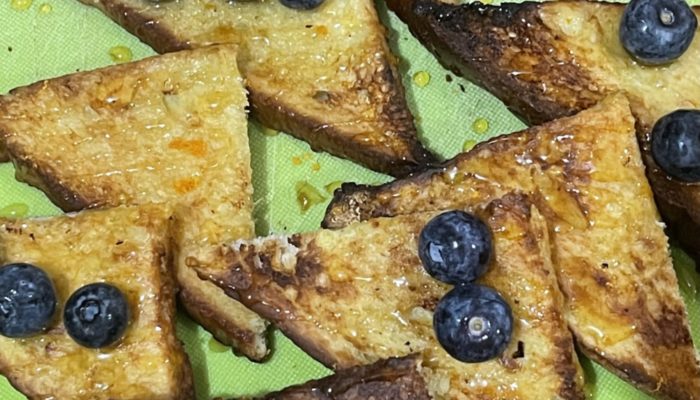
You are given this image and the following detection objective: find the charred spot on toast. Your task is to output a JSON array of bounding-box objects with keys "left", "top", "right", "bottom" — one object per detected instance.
[
  {"left": 552, "top": 336, "right": 585, "bottom": 400},
  {"left": 257, "top": 355, "right": 430, "bottom": 400},
  {"left": 396, "top": 0, "right": 605, "bottom": 124},
  {"left": 635, "top": 302, "right": 692, "bottom": 349}
]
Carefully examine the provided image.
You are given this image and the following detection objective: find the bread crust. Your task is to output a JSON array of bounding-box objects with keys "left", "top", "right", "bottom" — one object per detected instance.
[
  {"left": 245, "top": 355, "right": 430, "bottom": 400},
  {"left": 80, "top": 0, "right": 190, "bottom": 53},
  {"left": 248, "top": 60, "right": 436, "bottom": 177}
]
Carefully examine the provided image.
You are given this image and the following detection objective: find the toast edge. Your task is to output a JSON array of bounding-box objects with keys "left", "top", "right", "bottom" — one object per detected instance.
[
  {"left": 174, "top": 249, "right": 271, "bottom": 361},
  {"left": 249, "top": 86, "right": 436, "bottom": 178},
  {"left": 79, "top": 0, "right": 191, "bottom": 53},
  {"left": 242, "top": 355, "right": 430, "bottom": 400},
  {"left": 385, "top": 0, "right": 607, "bottom": 125}
]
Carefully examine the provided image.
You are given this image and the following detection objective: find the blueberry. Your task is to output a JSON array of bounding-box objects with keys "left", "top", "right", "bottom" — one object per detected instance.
[
  {"left": 418, "top": 210, "right": 492, "bottom": 285},
  {"left": 63, "top": 283, "right": 129, "bottom": 348},
  {"left": 433, "top": 284, "right": 513, "bottom": 363},
  {"left": 620, "top": 0, "right": 697, "bottom": 65},
  {"left": 0, "top": 263, "right": 57, "bottom": 338},
  {"left": 279, "top": 0, "right": 324, "bottom": 10},
  {"left": 652, "top": 109, "right": 700, "bottom": 182}
]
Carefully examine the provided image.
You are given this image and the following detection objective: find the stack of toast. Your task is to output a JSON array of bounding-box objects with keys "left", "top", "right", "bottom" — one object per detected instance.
[
  {"left": 0, "top": 0, "right": 699, "bottom": 399},
  {"left": 0, "top": 44, "right": 271, "bottom": 362},
  {"left": 201, "top": 95, "right": 700, "bottom": 399}
]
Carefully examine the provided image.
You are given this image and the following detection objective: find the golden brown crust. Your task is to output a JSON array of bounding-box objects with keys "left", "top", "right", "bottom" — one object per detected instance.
[
  {"left": 248, "top": 66, "right": 436, "bottom": 178},
  {"left": 323, "top": 95, "right": 700, "bottom": 400},
  {"left": 240, "top": 355, "right": 430, "bottom": 400},
  {"left": 177, "top": 277, "right": 270, "bottom": 361},
  {"left": 386, "top": 0, "right": 700, "bottom": 255},
  {"left": 10, "top": 151, "right": 94, "bottom": 212},
  {"left": 76, "top": 0, "right": 436, "bottom": 176}
]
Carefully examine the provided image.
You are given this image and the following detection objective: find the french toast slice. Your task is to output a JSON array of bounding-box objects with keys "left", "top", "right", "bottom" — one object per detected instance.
[
  {"left": 78, "top": 0, "right": 436, "bottom": 176},
  {"left": 232, "top": 355, "right": 430, "bottom": 400},
  {"left": 324, "top": 94, "right": 700, "bottom": 399},
  {"left": 0, "top": 45, "right": 269, "bottom": 360},
  {"left": 0, "top": 205, "right": 193, "bottom": 400},
  {"left": 386, "top": 0, "right": 700, "bottom": 254},
  {"left": 198, "top": 194, "right": 585, "bottom": 400}
]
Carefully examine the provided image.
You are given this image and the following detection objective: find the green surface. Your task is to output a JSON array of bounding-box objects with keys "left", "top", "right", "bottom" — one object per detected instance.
[{"left": 0, "top": 0, "right": 698, "bottom": 399}]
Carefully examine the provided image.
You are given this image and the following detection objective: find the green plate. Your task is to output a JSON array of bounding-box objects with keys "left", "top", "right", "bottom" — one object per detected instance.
[{"left": 1, "top": 1, "right": 699, "bottom": 399}]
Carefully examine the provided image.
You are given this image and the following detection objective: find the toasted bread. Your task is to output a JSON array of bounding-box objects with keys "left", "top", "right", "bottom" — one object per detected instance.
[
  {"left": 198, "top": 194, "right": 585, "bottom": 400},
  {"left": 0, "top": 205, "right": 193, "bottom": 400},
  {"left": 386, "top": 0, "right": 700, "bottom": 255},
  {"left": 231, "top": 355, "right": 430, "bottom": 400},
  {"left": 0, "top": 45, "right": 269, "bottom": 360},
  {"left": 78, "top": 0, "right": 436, "bottom": 176},
  {"left": 324, "top": 94, "right": 700, "bottom": 399}
]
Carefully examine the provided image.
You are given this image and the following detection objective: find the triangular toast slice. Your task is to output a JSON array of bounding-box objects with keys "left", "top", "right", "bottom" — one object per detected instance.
[
  {"left": 0, "top": 206, "right": 194, "bottom": 400},
  {"left": 324, "top": 94, "right": 700, "bottom": 399},
  {"left": 198, "top": 194, "right": 585, "bottom": 399},
  {"left": 78, "top": 0, "right": 436, "bottom": 176},
  {"left": 0, "top": 45, "right": 269, "bottom": 360},
  {"left": 232, "top": 355, "right": 430, "bottom": 400},
  {"left": 386, "top": 0, "right": 700, "bottom": 252}
]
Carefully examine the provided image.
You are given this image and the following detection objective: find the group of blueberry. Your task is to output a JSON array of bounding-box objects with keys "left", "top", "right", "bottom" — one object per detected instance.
[
  {"left": 621, "top": 0, "right": 700, "bottom": 182},
  {"left": 418, "top": 210, "right": 514, "bottom": 363},
  {"left": 0, "top": 263, "right": 130, "bottom": 348}
]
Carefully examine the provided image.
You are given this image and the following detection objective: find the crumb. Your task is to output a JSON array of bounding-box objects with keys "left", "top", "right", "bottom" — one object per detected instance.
[
  {"left": 459, "top": 84, "right": 466, "bottom": 93},
  {"left": 446, "top": 74, "right": 453, "bottom": 83},
  {"left": 7, "top": 46, "right": 12, "bottom": 52}
]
